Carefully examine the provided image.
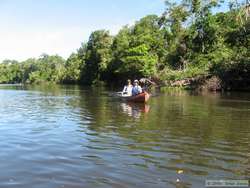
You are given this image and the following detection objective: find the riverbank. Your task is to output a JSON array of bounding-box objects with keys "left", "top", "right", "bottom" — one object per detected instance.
[
  {"left": 162, "top": 76, "right": 250, "bottom": 92},
  {"left": 1, "top": 74, "right": 250, "bottom": 93},
  {"left": 156, "top": 69, "right": 250, "bottom": 92}
]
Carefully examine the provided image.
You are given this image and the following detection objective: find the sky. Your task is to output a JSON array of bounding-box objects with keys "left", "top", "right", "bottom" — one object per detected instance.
[
  {"left": 0, "top": 0, "right": 236, "bottom": 62},
  {"left": 0, "top": 0, "right": 165, "bottom": 62}
]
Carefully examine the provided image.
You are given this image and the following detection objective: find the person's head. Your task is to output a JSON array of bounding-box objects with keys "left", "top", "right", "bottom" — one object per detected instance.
[
  {"left": 139, "top": 78, "right": 145, "bottom": 84},
  {"left": 127, "top": 79, "right": 131, "bottom": 85},
  {"left": 139, "top": 78, "right": 145, "bottom": 86},
  {"left": 133, "top": 79, "right": 139, "bottom": 86}
]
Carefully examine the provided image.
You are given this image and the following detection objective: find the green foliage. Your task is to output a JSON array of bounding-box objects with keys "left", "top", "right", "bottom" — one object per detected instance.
[
  {"left": 0, "top": 55, "right": 66, "bottom": 84},
  {"left": 159, "top": 65, "right": 209, "bottom": 81},
  {"left": 0, "top": 60, "right": 23, "bottom": 83},
  {"left": 63, "top": 53, "right": 82, "bottom": 84},
  {"left": 107, "top": 15, "right": 166, "bottom": 82},
  {"left": 120, "top": 44, "right": 158, "bottom": 76},
  {"left": 82, "top": 30, "right": 113, "bottom": 84},
  {"left": 27, "top": 54, "right": 66, "bottom": 84}
]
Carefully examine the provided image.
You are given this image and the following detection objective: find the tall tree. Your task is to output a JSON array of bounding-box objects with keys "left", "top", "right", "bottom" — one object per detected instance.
[
  {"left": 110, "top": 15, "right": 166, "bottom": 80},
  {"left": 63, "top": 53, "right": 83, "bottom": 84},
  {"left": 82, "top": 30, "right": 113, "bottom": 84}
]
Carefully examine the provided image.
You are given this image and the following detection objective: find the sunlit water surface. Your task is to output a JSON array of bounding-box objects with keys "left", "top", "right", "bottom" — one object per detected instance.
[{"left": 0, "top": 85, "right": 249, "bottom": 188}]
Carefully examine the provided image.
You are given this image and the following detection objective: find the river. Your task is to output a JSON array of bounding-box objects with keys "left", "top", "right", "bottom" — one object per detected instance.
[{"left": 0, "top": 85, "right": 249, "bottom": 188}]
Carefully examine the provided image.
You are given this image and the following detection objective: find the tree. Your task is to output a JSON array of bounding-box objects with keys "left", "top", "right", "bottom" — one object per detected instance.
[
  {"left": 82, "top": 30, "right": 113, "bottom": 84},
  {"left": 64, "top": 53, "right": 82, "bottom": 83},
  {"left": 109, "top": 15, "right": 166, "bottom": 80}
]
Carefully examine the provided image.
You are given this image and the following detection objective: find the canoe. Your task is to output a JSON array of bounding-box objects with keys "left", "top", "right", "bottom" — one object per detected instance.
[{"left": 124, "top": 92, "right": 150, "bottom": 103}]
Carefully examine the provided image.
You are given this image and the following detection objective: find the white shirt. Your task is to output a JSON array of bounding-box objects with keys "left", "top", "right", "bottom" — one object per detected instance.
[{"left": 122, "top": 85, "right": 133, "bottom": 96}]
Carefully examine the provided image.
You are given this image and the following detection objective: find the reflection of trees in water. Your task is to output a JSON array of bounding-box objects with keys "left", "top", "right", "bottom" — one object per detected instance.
[
  {"left": 78, "top": 88, "right": 152, "bottom": 134},
  {"left": 24, "top": 84, "right": 84, "bottom": 114},
  {"left": 150, "top": 93, "right": 250, "bottom": 177},
  {"left": 72, "top": 87, "right": 250, "bottom": 179},
  {"left": 38, "top": 86, "right": 249, "bottom": 179},
  {"left": 6, "top": 85, "right": 249, "bottom": 181}
]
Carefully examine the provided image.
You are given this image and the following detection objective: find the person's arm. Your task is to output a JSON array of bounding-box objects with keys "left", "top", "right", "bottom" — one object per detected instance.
[
  {"left": 138, "top": 86, "right": 142, "bottom": 93},
  {"left": 122, "top": 86, "right": 127, "bottom": 93},
  {"left": 132, "top": 87, "right": 135, "bottom": 96}
]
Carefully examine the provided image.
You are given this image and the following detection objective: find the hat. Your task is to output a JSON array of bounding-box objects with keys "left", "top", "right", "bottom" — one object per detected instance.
[{"left": 134, "top": 79, "right": 139, "bottom": 83}]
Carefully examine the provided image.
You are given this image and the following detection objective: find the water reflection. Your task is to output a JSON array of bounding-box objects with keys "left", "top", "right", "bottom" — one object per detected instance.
[
  {"left": 120, "top": 103, "right": 150, "bottom": 118},
  {"left": 0, "top": 85, "right": 249, "bottom": 188}
]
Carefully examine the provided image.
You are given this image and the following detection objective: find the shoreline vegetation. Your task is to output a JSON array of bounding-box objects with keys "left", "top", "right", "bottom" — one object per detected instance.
[{"left": 0, "top": 1, "right": 249, "bottom": 92}]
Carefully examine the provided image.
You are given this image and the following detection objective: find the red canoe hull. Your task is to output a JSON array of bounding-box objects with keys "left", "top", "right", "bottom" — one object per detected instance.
[{"left": 127, "top": 92, "right": 150, "bottom": 103}]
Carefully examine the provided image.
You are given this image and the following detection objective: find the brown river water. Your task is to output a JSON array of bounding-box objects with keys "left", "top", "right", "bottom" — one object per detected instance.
[{"left": 0, "top": 85, "right": 249, "bottom": 188}]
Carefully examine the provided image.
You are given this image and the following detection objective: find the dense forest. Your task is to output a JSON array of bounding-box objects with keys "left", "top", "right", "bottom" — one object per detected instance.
[{"left": 0, "top": 1, "right": 249, "bottom": 91}]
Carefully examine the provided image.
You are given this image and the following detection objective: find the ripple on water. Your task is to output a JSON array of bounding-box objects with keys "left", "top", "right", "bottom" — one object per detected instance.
[{"left": 0, "top": 87, "right": 250, "bottom": 188}]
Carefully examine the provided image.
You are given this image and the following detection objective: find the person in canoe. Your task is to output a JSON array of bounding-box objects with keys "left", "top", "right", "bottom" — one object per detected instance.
[
  {"left": 132, "top": 79, "right": 142, "bottom": 96},
  {"left": 139, "top": 78, "right": 156, "bottom": 92},
  {"left": 122, "top": 79, "right": 133, "bottom": 96}
]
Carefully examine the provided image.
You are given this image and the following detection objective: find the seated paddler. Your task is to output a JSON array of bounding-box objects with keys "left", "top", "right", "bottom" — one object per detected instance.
[
  {"left": 122, "top": 79, "right": 133, "bottom": 96},
  {"left": 132, "top": 79, "right": 142, "bottom": 96}
]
